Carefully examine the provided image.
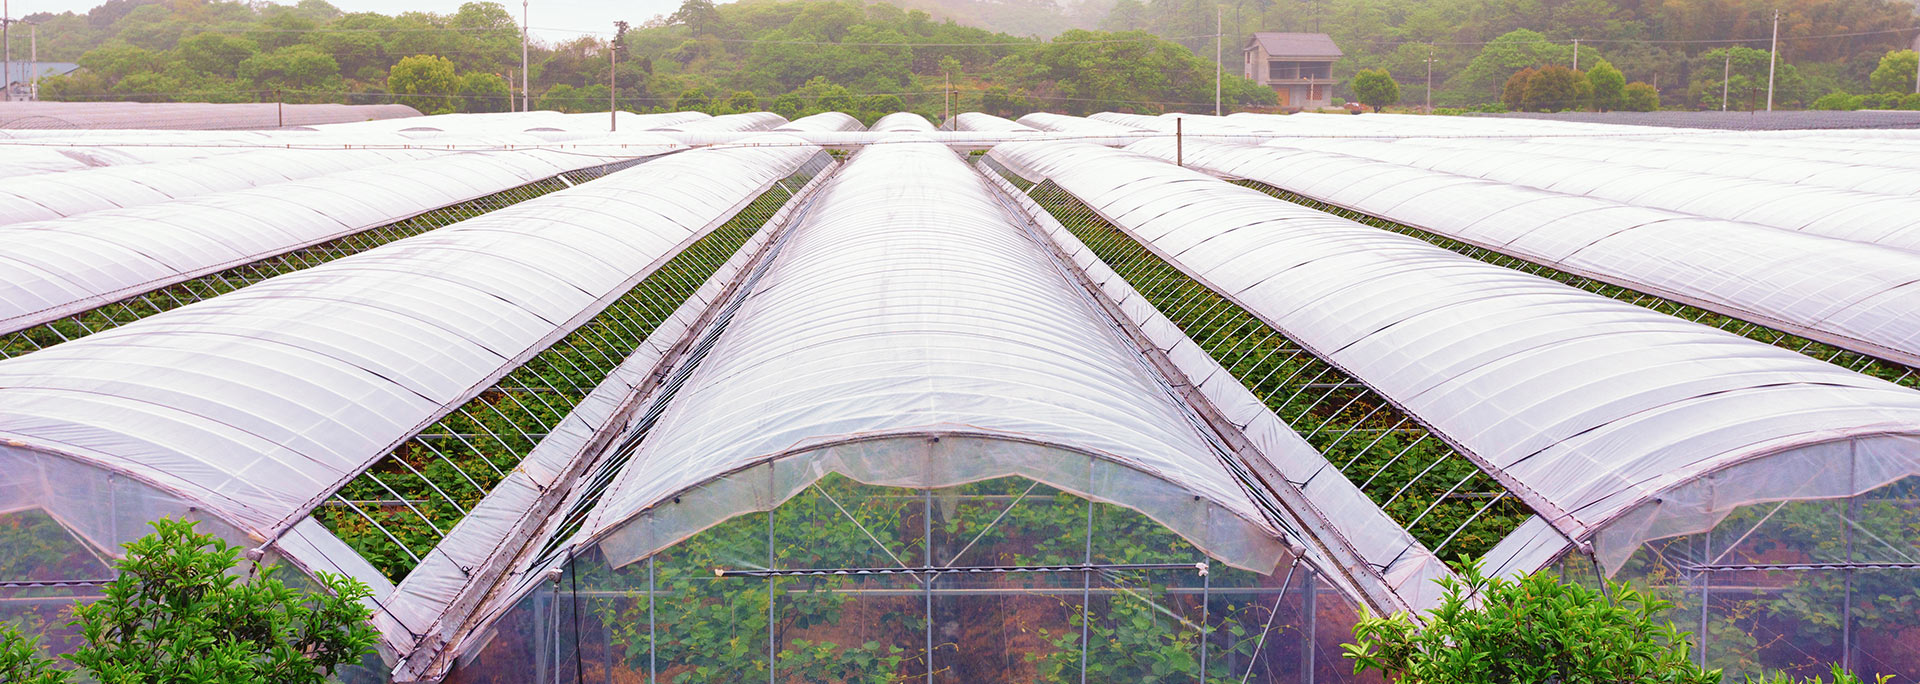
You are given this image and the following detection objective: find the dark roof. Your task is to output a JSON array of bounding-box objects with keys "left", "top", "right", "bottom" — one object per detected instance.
[{"left": 1246, "top": 33, "right": 1342, "bottom": 58}]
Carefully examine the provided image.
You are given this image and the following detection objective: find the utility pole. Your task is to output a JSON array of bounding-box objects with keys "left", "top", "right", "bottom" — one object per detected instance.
[
  {"left": 1721, "top": 53, "right": 1731, "bottom": 111},
  {"left": 1766, "top": 9, "right": 1780, "bottom": 112},
  {"left": 29, "top": 20, "right": 36, "bottom": 101},
  {"left": 4, "top": 0, "right": 11, "bottom": 103},
  {"left": 275, "top": 89, "right": 283, "bottom": 127},
  {"left": 1912, "top": 33, "right": 1919, "bottom": 94},
  {"left": 943, "top": 70, "right": 951, "bottom": 126},
  {"left": 521, "top": 0, "right": 531, "bottom": 112},
  {"left": 1175, "top": 117, "right": 1183, "bottom": 167},
  {"left": 1213, "top": 6, "right": 1222, "bottom": 116},
  {"left": 1572, "top": 38, "right": 1580, "bottom": 71},
  {"left": 610, "top": 21, "right": 626, "bottom": 132},
  {"left": 1425, "top": 45, "right": 1434, "bottom": 113}
]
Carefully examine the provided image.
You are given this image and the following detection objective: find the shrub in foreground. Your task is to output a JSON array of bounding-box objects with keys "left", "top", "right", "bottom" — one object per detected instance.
[{"left": 0, "top": 518, "right": 377, "bottom": 683}]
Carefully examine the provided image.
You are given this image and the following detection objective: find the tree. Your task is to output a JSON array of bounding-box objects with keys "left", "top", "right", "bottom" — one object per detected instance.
[
  {"left": 1869, "top": 50, "right": 1917, "bottom": 94},
  {"left": 1502, "top": 68, "right": 1535, "bottom": 111},
  {"left": 458, "top": 72, "right": 509, "bottom": 112},
  {"left": 239, "top": 45, "right": 344, "bottom": 100},
  {"left": 724, "top": 90, "right": 760, "bottom": 113},
  {"left": 669, "top": 0, "right": 724, "bottom": 36},
  {"left": 1522, "top": 65, "right": 1582, "bottom": 111},
  {"left": 1690, "top": 47, "right": 1807, "bottom": 109},
  {"left": 172, "top": 33, "right": 259, "bottom": 78},
  {"left": 675, "top": 87, "right": 713, "bottom": 112},
  {"left": 1351, "top": 68, "right": 1400, "bottom": 112},
  {"left": 1587, "top": 59, "right": 1625, "bottom": 111},
  {"left": 0, "top": 518, "right": 377, "bottom": 684},
  {"left": 387, "top": 54, "right": 461, "bottom": 114},
  {"left": 1812, "top": 91, "right": 1863, "bottom": 110},
  {"left": 1343, "top": 564, "right": 1719, "bottom": 684},
  {"left": 1624, "top": 81, "right": 1660, "bottom": 111}
]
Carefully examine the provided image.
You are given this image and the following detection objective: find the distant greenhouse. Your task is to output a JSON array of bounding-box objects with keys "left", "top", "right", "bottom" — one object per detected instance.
[{"left": 0, "top": 107, "right": 1915, "bottom": 683}]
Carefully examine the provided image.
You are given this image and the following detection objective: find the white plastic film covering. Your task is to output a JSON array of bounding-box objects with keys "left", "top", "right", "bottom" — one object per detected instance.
[
  {"left": 1134, "top": 138, "right": 1920, "bottom": 370},
  {"left": 1249, "top": 136, "right": 1920, "bottom": 254},
  {"left": 869, "top": 112, "right": 935, "bottom": 132},
  {"left": 950, "top": 112, "right": 1036, "bottom": 132},
  {"left": 991, "top": 141, "right": 1920, "bottom": 578},
  {"left": 0, "top": 147, "right": 444, "bottom": 225},
  {"left": 0, "top": 142, "right": 822, "bottom": 554},
  {"left": 654, "top": 112, "right": 789, "bottom": 133},
  {"left": 981, "top": 163, "right": 1452, "bottom": 611},
  {"left": 381, "top": 154, "right": 837, "bottom": 665},
  {"left": 774, "top": 112, "right": 866, "bottom": 133},
  {"left": 0, "top": 139, "right": 682, "bottom": 335},
  {"left": 556, "top": 142, "right": 1297, "bottom": 582}
]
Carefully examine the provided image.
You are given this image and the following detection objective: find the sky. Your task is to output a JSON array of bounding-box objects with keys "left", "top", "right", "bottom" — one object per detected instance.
[{"left": 9, "top": 0, "right": 713, "bottom": 40}]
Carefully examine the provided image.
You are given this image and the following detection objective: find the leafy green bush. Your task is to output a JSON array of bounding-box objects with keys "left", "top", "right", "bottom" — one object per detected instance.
[
  {"left": 1811, "top": 91, "right": 1863, "bottom": 110},
  {"left": 0, "top": 518, "right": 378, "bottom": 684},
  {"left": 1623, "top": 82, "right": 1661, "bottom": 111},
  {"left": 1343, "top": 564, "right": 1718, "bottom": 684},
  {"left": 1352, "top": 68, "right": 1401, "bottom": 112}
]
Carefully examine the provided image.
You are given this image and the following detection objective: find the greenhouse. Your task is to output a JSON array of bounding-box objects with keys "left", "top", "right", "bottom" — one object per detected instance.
[{"left": 1, "top": 109, "right": 1916, "bottom": 683}]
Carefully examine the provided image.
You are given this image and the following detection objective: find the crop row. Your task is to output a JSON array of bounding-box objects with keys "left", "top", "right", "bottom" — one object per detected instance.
[
  {"left": 314, "top": 163, "right": 823, "bottom": 583},
  {"left": 1004, "top": 169, "right": 1528, "bottom": 565}
]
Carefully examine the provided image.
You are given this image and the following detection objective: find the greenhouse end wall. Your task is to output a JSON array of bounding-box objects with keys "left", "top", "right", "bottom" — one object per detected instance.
[
  {"left": 446, "top": 475, "right": 1375, "bottom": 684},
  {"left": 1561, "top": 475, "right": 1920, "bottom": 682}
]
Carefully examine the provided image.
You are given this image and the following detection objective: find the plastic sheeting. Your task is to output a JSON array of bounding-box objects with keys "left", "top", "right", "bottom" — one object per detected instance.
[
  {"left": 773, "top": 112, "right": 866, "bottom": 133},
  {"left": 1134, "top": 138, "right": 1920, "bottom": 370},
  {"left": 546, "top": 142, "right": 1303, "bottom": 588},
  {"left": 990, "top": 141, "right": 1920, "bottom": 579},
  {"left": 869, "top": 112, "right": 935, "bottom": 132},
  {"left": 980, "top": 161, "right": 1451, "bottom": 612},
  {"left": 382, "top": 151, "right": 837, "bottom": 675},
  {"left": 0, "top": 147, "right": 442, "bottom": 225},
  {"left": 0, "top": 142, "right": 822, "bottom": 590},
  {"left": 950, "top": 112, "right": 1036, "bottom": 132},
  {"left": 0, "top": 139, "right": 683, "bottom": 336},
  {"left": 1248, "top": 136, "right": 1920, "bottom": 254},
  {"left": 0, "top": 101, "right": 420, "bottom": 131}
]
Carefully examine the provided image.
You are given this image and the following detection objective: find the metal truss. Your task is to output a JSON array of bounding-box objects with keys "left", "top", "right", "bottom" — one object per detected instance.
[
  {"left": 994, "top": 166, "right": 1532, "bottom": 565},
  {"left": 318, "top": 154, "right": 836, "bottom": 582}
]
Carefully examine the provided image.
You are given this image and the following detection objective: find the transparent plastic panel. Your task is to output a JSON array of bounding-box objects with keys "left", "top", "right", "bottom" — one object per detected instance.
[
  {"left": 1604, "top": 475, "right": 1920, "bottom": 682},
  {"left": 450, "top": 476, "right": 1360, "bottom": 683}
]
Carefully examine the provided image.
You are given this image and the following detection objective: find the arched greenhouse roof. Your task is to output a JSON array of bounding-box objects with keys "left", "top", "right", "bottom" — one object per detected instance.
[
  {"left": 0, "top": 142, "right": 823, "bottom": 600},
  {"left": 1132, "top": 138, "right": 1920, "bottom": 371},
  {"left": 989, "top": 140, "right": 1920, "bottom": 579}
]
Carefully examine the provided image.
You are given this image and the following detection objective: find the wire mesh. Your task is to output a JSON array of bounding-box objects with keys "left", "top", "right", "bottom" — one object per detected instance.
[
  {"left": 0, "top": 156, "right": 658, "bottom": 360},
  {"left": 982, "top": 159, "right": 1530, "bottom": 565},
  {"left": 1234, "top": 180, "right": 1920, "bottom": 389},
  {"left": 317, "top": 153, "right": 834, "bottom": 582}
]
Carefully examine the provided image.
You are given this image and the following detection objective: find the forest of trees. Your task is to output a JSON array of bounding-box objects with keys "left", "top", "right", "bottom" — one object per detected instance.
[
  {"left": 17, "top": 0, "right": 1275, "bottom": 122},
  {"left": 14, "top": 0, "right": 1920, "bottom": 118}
]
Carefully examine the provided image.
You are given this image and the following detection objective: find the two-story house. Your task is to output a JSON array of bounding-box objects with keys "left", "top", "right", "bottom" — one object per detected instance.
[{"left": 1242, "top": 33, "right": 1340, "bottom": 109}]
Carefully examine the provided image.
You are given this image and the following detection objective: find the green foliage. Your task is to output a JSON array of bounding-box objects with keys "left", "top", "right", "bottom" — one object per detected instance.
[
  {"left": 0, "top": 629, "right": 65, "bottom": 684},
  {"left": 0, "top": 518, "right": 378, "bottom": 684},
  {"left": 1351, "top": 68, "right": 1401, "bottom": 111},
  {"left": 66, "top": 519, "right": 378, "bottom": 684},
  {"left": 1690, "top": 46, "right": 1808, "bottom": 109},
  {"left": 458, "top": 72, "right": 510, "bottom": 113},
  {"left": 1521, "top": 65, "right": 1584, "bottom": 111},
  {"left": 1503, "top": 67, "right": 1534, "bottom": 110},
  {"left": 1343, "top": 564, "right": 1720, "bottom": 684},
  {"left": 1811, "top": 91, "right": 1863, "bottom": 110},
  {"left": 992, "top": 28, "right": 1273, "bottom": 115},
  {"left": 1868, "top": 50, "right": 1917, "bottom": 94},
  {"left": 1742, "top": 664, "right": 1892, "bottom": 684},
  {"left": 1624, "top": 81, "right": 1661, "bottom": 111},
  {"left": 387, "top": 53, "right": 460, "bottom": 114},
  {"left": 1587, "top": 59, "right": 1626, "bottom": 110}
]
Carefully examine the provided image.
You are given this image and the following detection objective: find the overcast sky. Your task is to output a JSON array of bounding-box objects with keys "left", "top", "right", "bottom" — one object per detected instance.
[{"left": 10, "top": 0, "right": 712, "bottom": 40}]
